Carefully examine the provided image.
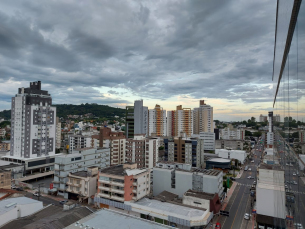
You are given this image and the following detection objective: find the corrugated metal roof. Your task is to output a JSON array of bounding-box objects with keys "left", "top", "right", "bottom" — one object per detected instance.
[{"left": 64, "top": 208, "right": 172, "bottom": 229}]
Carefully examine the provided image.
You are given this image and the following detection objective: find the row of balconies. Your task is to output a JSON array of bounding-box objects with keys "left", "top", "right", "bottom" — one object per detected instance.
[
  {"left": 67, "top": 182, "right": 81, "bottom": 187},
  {"left": 99, "top": 186, "right": 125, "bottom": 194}
]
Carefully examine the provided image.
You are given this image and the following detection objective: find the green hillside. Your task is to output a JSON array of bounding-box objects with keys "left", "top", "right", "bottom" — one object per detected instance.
[{"left": 0, "top": 103, "right": 126, "bottom": 120}]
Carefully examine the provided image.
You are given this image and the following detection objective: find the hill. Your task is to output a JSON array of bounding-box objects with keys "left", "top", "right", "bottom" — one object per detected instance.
[{"left": 0, "top": 103, "right": 126, "bottom": 120}]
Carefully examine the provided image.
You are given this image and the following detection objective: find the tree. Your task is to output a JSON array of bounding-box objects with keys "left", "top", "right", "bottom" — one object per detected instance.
[
  {"left": 245, "top": 130, "right": 252, "bottom": 136},
  {"left": 251, "top": 117, "right": 256, "bottom": 122},
  {"left": 253, "top": 131, "right": 262, "bottom": 137}
]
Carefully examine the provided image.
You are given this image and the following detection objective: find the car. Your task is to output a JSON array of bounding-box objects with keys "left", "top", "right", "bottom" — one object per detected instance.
[
  {"left": 251, "top": 160, "right": 254, "bottom": 163},
  {"left": 33, "top": 192, "right": 40, "bottom": 197},
  {"left": 59, "top": 200, "right": 68, "bottom": 205},
  {"left": 293, "top": 223, "right": 304, "bottom": 229},
  {"left": 248, "top": 168, "right": 252, "bottom": 171},
  {"left": 293, "top": 181, "right": 297, "bottom": 185},
  {"left": 250, "top": 191, "right": 255, "bottom": 197},
  {"left": 230, "top": 177, "right": 236, "bottom": 181},
  {"left": 11, "top": 185, "right": 16, "bottom": 189},
  {"left": 253, "top": 181, "right": 256, "bottom": 184},
  {"left": 293, "top": 173, "right": 296, "bottom": 176},
  {"left": 215, "top": 222, "right": 221, "bottom": 228},
  {"left": 244, "top": 213, "right": 250, "bottom": 220},
  {"left": 16, "top": 187, "right": 24, "bottom": 191},
  {"left": 247, "top": 176, "right": 251, "bottom": 179},
  {"left": 285, "top": 185, "right": 288, "bottom": 188}
]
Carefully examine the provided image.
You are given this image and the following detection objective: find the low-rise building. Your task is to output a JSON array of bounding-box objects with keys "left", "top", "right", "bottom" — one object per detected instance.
[
  {"left": 153, "top": 162, "right": 223, "bottom": 198},
  {"left": 66, "top": 166, "right": 99, "bottom": 204},
  {"left": 256, "top": 168, "right": 286, "bottom": 228},
  {"left": 0, "top": 162, "right": 24, "bottom": 180},
  {"left": 0, "top": 142, "right": 10, "bottom": 151},
  {"left": 0, "top": 197, "right": 43, "bottom": 227},
  {"left": 65, "top": 208, "right": 172, "bottom": 229},
  {"left": 0, "top": 169, "right": 11, "bottom": 189},
  {"left": 53, "top": 147, "right": 110, "bottom": 198},
  {"left": 0, "top": 128, "right": 6, "bottom": 138},
  {"left": 216, "top": 149, "right": 247, "bottom": 164},
  {"left": 215, "top": 139, "right": 244, "bottom": 150},
  {"left": 95, "top": 163, "right": 150, "bottom": 205},
  {"left": 221, "top": 126, "right": 245, "bottom": 140}
]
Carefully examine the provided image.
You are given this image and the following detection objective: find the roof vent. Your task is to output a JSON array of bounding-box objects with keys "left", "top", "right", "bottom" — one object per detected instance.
[{"left": 5, "top": 203, "right": 17, "bottom": 208}]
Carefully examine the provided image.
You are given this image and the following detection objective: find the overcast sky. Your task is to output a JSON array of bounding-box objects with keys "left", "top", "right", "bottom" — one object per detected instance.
[{"left": 0, "top": 0, "right": 280, "bottom": 121}]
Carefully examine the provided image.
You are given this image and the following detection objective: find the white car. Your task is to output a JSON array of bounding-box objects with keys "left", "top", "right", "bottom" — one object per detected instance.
[
  {"left": 294, "top": 223, "right": 304, "bottom": 229},
  {"left": 33, "top": 192, "right": 40, "bottom": 197},
  {"left": 248, "top": 168, "right": 252, "bottom": 171},
  {"left": 293, "top": 173, "right": 296, "bottom": 176},
  {"left": 251, "top": 160, "right": 254, "bottom": 163},
  {"left": 244, "top": 213, "right": 250, "bottom": 220}
]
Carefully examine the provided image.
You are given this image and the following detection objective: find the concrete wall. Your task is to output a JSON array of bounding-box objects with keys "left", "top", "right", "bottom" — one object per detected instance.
[
  {"left": 153, "top": 168, "right": 192, "bottom": 197},
  {"left": 256, "top": 186, "right": 286, "bottom": 219},
  {"left": 19, "top": 202, "right": 43, "bottom": 217}
]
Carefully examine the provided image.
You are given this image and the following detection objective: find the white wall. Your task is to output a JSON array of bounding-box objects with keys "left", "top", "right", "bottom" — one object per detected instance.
[
  {"left": 183, "top": 195, "right": 210, "bottom": 211},
  {"left": 0, "top": 207, "right": 18, "bottom": 227},
  {"left": 216, "top": 149, "right": 246, "bottom": 164},
  {"left": 19, "top": 202, "right": 43, "bottom": 217}
]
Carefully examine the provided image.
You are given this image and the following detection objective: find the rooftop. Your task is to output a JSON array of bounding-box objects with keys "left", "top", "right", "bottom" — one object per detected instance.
[
  {"left": 128, "top": 198, "right": 208, "bottom": 220},
  {"left": 0, "top": 197, "right": 40, "bottom": 216},
  {"left": 64, "top": 208, "right": 172, "bottom": 229},
  {"left": 70, "top": 171, "right": 91, "bottom": 178},
  {"left": 206, "top": 158, "right": 231, "bottom": 163},
  {"left": 100, "top": 164, "right": 148, "bottom": 176},
  {"left": 184, "top": 189, "right": 215, "bottom": 200},
  {"left": 1, "top": 205, "right": 93, "bottom": 229}
]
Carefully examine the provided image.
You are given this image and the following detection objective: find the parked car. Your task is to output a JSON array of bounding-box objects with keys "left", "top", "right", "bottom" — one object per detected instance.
[
  {"left": 293, "top": 173, "right": 296, "bottom": 176},
  {"left": 59, "top": 200, "right": 68, "bottom": 205},
  {"left": 11, "top": 185, "right": 16, "bottom": 189},
  {"left": 244, "top": 213, "right": 250, "bottom": 220},
  {"left": 248, "top": 168, "right": 252, "bottom": 171},
  {"left": 230, "top": 177, "right": 236, "bottom": 181},
  {"left": 16, "top": 187, "right": 24, "bottom": 191},
  {"left": 33, "top": 192, "right": 40, "bottom": 197},
  {"left": 293, "top": 223, "right": 304, "bottom": 229},
  {"left": 253, "top": 181, "right": 256, "bottom": 184}
]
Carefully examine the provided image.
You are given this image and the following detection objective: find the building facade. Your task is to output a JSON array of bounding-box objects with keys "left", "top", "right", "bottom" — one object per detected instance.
[
  {"left": 53, "top": 147, "right": 110, "bottom": 198},
  {"left": 153, "top": 162, "right": 223, "bottom": 198},
  {"left": 192, "top": 132, "right": 215, "bottom": 151},
  {"left": 0, "top": 169, "right": 11, "bottom": 189},
  {"left": 193, "top": 100, "right": 213, "bottom": 134},
  {"left": 167, "top": 105, "right": 193, "bottom": 138},
  {"left": 215, "top": 139, "right": 244, "bottom": 150},
  {"left": 99, "top": 127, "right": 126, "bottom": 165},
  {"left": 125, "top": 100, "right": 148, "bottom": 138},
  {"left": 164, "top": 137, "right": 204, "bottom": 168},
  {"left": 66, "top": 166, "right": 99, "bottom": 204},
  {"left": 125, "top": 135, "right": 158, "bottom": 169},
  {"left": 68, "top": 135, "right": 91, "bottom": 152},
  {"left": 96, "top": 163, "right": 150, "bottom": 204},
  {"left": 10, "top": 81, "right": 56, "bottom": 158},
  {"left": 56, "top": 117, "right": 61, "bottom": 149},
  {"left": 148, "top": 104, "right": 166, "bottom": 137}
]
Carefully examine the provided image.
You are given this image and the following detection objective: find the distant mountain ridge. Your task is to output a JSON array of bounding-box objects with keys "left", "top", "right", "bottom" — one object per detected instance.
[{"left": 0, "top": 103, "right": 125, "bottom": 120}]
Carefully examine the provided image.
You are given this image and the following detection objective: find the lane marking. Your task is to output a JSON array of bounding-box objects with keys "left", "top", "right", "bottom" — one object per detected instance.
[{"left": 230, "top": 186, "right": 246, "bottom": 229}]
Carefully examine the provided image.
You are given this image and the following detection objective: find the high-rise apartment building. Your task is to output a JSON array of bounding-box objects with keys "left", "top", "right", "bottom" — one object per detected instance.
[
  {"left": 99, "top": 127, "right": 126, "bottom": 165},
  {"left": 193, "top": 100, "right": 213, "bottom": 134},
  {"left": 125, "top": 135, "right": 158, "bottom": 169},
  {"left": 148, "top": 104, "right": 166, "bottom": 136},
  {"left": 125, "top": 100, "right": 148, "bottom": 138},
  {"left": 56, "top": 117, "right": 61, "bottom": 149},
  {"left": 167, "top": 105, "right": 193, "bottom": 137},
  {"left": 164, "top": 137, "right": 204, "bottom": 168},
  {"left": 259, "top": 114, "right": 268, "bottom": 122},
  {"left": 10, "top": 81, "right": 56, "bottom": 158}
]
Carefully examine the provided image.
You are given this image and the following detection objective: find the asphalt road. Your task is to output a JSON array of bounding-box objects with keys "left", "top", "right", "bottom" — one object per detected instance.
[
  {"left": 22, "top": 191, "right": 62, "bottom": 207},
  {"left": 221, "top": 140, "right": 264, "bottom": 229}
]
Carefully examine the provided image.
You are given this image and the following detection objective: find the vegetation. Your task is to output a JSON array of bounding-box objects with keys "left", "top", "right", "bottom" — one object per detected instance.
[
  {"left": 0, "top": 121, "right": 10, "bottom": 128},
  {"left": 0, "top": 103, "right": 126, "bottom": 120}
]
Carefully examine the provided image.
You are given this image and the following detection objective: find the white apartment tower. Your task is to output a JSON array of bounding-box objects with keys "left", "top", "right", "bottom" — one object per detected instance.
[
  {"left": 193, "top": 100, "right": 213, "bottom": 134},
  {"left": 10, "top": 81, "right": 56, "bottom": 158},
  {"left": 167, "top": 105, "right": 193, "bottom": 137},
  {"left": 148, "top": 104, "right": 167, "bottom": 136}
]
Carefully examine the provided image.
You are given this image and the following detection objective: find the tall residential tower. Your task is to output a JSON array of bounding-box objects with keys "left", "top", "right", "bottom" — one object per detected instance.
[{"left": 10, "top": 81, "right": 56, "bottom": 158}]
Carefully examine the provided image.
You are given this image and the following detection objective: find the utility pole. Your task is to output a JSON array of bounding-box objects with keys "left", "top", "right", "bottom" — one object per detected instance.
[{"left": 37, "top": 183, "right": 44, "bottom": 201}]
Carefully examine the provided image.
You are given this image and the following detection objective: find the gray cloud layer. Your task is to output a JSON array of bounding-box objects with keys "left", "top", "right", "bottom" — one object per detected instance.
[{"left": 0, "top": 0, "right": 279, "bottom": 111}]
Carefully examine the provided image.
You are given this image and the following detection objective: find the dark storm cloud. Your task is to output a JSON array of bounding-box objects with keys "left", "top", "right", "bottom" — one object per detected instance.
[{"left": 0, "top": 0, "right": 281, "bottom": 110}]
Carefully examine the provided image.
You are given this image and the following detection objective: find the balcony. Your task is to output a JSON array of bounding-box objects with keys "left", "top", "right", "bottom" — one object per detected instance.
[
  {"left": 111, "top": 195, "right": 124, "bottom": 202},
  {"left": 132, "top": 189, "right": 137, "bottom": 193},
  {"left": 132, "top": 182, "right": 137, "bottom": 186},
  {"left": 67, "top": 182, "right": 81, "bottom": 187},
  {"left": 99, "top": 193, "right": 111, "bottom": 199}
]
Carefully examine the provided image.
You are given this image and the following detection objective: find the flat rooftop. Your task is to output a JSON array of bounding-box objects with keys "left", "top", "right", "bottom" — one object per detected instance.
[
  {"left": 184, "top": 189, "right": 215, "bottom": 200},
  {"left": 70, "top": 171, "right": 90, "bottom": 178},
  {"left": 129, "top": 198, "right": 208, "bottom": 220},
  {"left": 0, "top": 197, "right": 40, "bottom": 216},
  {"left": 100, "top": 165, "right": 147, "bottom": 176},
  {"left": 65, "top": 208, "right": 172, "bottom": 229}
]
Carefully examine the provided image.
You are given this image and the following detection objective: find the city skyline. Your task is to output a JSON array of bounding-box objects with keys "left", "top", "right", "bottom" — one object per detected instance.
[{"left": 0, "top": 1, "right": 302, "bottom": 121}]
